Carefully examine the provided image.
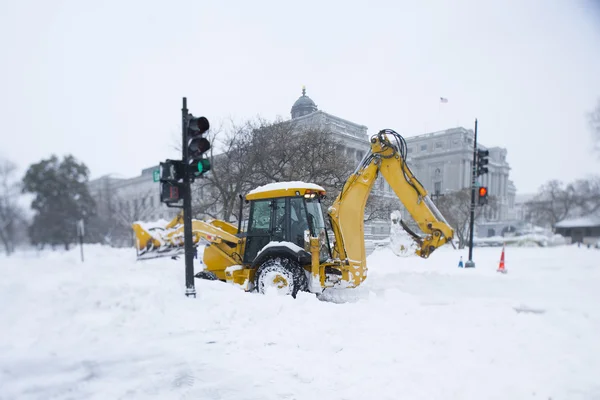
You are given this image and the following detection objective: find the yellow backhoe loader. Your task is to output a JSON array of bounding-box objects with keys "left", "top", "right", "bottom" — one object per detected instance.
[{"left": 132, "top": 129, "right": 455, "bottom": 297}]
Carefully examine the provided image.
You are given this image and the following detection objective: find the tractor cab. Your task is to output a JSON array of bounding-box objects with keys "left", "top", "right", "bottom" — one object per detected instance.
[{"left": 241, "top": 182, "right": 331, "bottom": 264}]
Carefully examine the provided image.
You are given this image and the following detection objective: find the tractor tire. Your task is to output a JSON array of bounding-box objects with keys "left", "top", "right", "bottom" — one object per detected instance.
[
  {"left": 255, "top": 257, "right": 307, "bottom": 298},
  {"left": 195, "top": 270, "right": 218, "bottom": 280}
]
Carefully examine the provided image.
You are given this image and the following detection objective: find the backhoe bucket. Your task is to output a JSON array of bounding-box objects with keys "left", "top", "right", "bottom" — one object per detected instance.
[{"left": 389, "top": 211, "right": 419, "bottom": 257}]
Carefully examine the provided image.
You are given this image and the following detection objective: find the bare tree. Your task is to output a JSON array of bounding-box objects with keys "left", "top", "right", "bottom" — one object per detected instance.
[
  {"left": 247, "top": 117, "right": 355, "bottom": 192},
  {"left": 524, "top": 176, "right": 600, "bottom": 228},
  {"left": 364, "top": 195, "right": 402, "bottom": 223},
  {"left": 567, "top": 175, "right": 600, "bottom": 217},
  {"left": 0, "top": 158, "right": 27, "bottom": 255},
  {"left": 524, "top": 180, "right": 574, "bottom": 227},
  {"left": 192, "top": 119, "right": 258, "bottom": 222},
  {"left": 101, "top": 189, "right": 158, "bottom": 246},
  {"left": 433, "top": 189, "right": 496, "bottom": 248},
  {"left": 192, "top": 116, "right": 356, "bottom": 223},
  {"left": 114, "top": 189, "right": 156, "bottom": 224}
]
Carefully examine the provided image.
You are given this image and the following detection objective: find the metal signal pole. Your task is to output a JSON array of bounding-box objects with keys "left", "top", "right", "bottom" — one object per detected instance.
[
  {"left": 181, "top": 97, "right": 196, "bottom": 297},
  {"left": 465, "top": 118, "right": 478, "bottom": 268}
]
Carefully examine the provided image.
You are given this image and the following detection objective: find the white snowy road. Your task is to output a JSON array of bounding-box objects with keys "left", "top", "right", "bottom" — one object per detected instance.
[{"left": 1, "top": 244, "right": 599, "bottom": 399}]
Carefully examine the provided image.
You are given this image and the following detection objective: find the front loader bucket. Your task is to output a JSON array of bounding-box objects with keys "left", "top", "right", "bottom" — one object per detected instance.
[
  {"left": 132, "top": 215, "right": 242, "bottom": 262},
  {"left": 135, "top": 243, "right": 186, "bottom": 261},
  {"left": 132, "top": 221, "right": 185, "bottom": 262}
]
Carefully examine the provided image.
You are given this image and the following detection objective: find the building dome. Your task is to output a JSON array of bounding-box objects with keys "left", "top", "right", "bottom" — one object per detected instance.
[{"left": 291, "top": 86, "right": 318, "bottom": 119}]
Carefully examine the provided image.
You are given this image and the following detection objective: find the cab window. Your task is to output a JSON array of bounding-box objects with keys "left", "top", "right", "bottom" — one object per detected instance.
[
  {"left": 248, "top": 200, "right": 271, "bottom": 234},
  {"left": 289, "top": 197, "right": 309, "bottom": 248}
]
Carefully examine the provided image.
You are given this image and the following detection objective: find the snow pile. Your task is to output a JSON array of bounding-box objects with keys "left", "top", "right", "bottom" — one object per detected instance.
[
  {"left": 388, "top": 210, "right": 419, "bottom": 257},
  {"left": 555, "top": 216, "right": 600, "bottom": 228},
  {"left": 133, "top": 218, "right": 173, "bottom": 231},
  {"left": 1, "top": 244, "right": 599, "bottom": 399},
  {"left": 475, "top": 233, "right": 568, "bottom": 247}
]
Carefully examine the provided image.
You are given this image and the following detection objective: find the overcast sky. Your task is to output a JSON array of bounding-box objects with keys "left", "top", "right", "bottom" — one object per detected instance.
[{"left": 1, "top": 0, "right": 599, "bottom": 194}]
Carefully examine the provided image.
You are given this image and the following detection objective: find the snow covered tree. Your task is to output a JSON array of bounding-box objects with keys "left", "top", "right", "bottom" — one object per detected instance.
[
  {"left": 0, "top": 158, "right": 27, "bottom": 255},
  {"left": 22, "top": 155, "right": 96, "bottom": 250}
]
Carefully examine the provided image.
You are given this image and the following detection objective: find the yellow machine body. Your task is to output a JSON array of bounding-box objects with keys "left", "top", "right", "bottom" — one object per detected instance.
[{"left": 132, "top": 130, "right": 455, "bottom": 295}]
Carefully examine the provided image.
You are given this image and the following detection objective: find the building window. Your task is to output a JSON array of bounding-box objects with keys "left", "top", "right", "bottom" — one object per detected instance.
[
  {"left": 434, "top": 182, "right": 441, "bottom": 195},
  {"left": 421, "top": 144, "right": 427, "bottom": 151},
  {"left": 435, "top": 142, "right": 443, "bottom": 149},
  {"left": 407, "top": 147, "right": 413, "bottom": 154}
]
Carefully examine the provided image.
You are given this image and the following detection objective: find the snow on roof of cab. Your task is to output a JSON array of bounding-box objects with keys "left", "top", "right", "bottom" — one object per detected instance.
[{"left": 246, "top": 181, "right": 325, "bottom": 196}]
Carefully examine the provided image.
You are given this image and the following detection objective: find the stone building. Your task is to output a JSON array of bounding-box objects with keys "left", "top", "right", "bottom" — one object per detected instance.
[
  {"left": 287, "top": 87, "right": 396, "bottom": 202},
  {"left": 290, "top": 87, "right": 370, "bottom": 161},
  {"left": 402, "top": 127, "right": 516, "bottom": 222},
  {"left": 88, "top": 87, "right": 518, "bottom": 243},
  {"left": 286, "top": 88, "right": 518, "bottom": 237}
]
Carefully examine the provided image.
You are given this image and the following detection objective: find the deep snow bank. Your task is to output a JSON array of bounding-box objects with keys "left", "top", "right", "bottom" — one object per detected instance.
[{"left": 0, "top": 244, "right": 599, "bottom": 399}]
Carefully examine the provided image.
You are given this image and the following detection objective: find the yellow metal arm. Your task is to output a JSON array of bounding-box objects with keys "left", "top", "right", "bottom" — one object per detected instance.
[
  {"left": 376, "top": 134, "right": 454, "bottom": 258},
  {"left": 328, "top": 129, "right": 455, "bottom": 274}
]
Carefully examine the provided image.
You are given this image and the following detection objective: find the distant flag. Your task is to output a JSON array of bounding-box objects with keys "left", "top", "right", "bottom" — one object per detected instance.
[{"left": 440, "top": 97, "right": 448, "bottom": 103}]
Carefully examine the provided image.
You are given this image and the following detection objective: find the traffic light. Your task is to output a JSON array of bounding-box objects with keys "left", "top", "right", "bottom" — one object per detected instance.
[
  {"left": 476, "top": 148, "right": 489, "bottom": 177},
  {"left": 478, "top": 186, "right": 488, "bottom": 206},
  {"left": 159, "top": 160, "right": 183, "bottom": 205},
  {"left": 185, "top": 114, "right": 211, "bottom": 180}
]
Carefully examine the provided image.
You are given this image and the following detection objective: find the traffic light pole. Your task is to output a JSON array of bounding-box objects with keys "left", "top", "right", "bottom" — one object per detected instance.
[
  {"left": 181, "top": 97, "right": 196, "bottom": 297},
  {"left": 465, "top": 118, "right": 478, "bottom": 268}
]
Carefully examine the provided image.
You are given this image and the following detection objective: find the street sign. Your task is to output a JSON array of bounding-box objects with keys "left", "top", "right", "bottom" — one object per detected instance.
[{"left": 153, "top": 169, "right": 159, "bottom": 182}]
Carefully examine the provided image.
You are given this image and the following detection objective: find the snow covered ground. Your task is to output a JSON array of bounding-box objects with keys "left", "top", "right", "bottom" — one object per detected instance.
[{"left": 1, "top": 244, "right": 599, "bottom": 399}]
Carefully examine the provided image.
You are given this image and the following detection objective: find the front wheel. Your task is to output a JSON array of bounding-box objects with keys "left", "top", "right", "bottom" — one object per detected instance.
[{"left": 255, "top": 257, "right": 307, "bottom": 298}]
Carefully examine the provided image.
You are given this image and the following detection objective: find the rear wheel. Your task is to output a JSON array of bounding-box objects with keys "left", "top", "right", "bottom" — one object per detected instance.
[
  {"left": 195, "top": 270, "right": 218, "bottom": 280},
  {"left": 255, "top": 257, "right": 307, "bottom": 298}
]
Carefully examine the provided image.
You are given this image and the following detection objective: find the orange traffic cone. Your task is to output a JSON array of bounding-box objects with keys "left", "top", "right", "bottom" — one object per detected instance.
[{"left": 497, "top": 244, "right": 507, "bottom": 274}]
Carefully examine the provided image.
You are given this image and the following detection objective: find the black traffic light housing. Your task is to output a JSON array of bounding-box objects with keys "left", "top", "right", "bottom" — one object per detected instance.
[
  {"left": 159, "top": 159, "right": 184, "bottom": 206},
  {"left": 476, "top": 148, "right": 489, "bottom": 177},
  {"left": 185, "top": 114, "right": 211, "bottom": 181},
  {"left": 478, "top": 186, "right": 489, "bottom": 206}
]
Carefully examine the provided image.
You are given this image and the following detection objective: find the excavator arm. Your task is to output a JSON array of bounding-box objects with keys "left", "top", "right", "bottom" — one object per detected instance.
[{"left": 328, "top": 129, "right": 454, "bottom": 273}]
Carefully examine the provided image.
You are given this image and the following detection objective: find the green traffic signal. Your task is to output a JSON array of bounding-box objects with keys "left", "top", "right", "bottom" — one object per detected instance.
[{"left": 196, "top": 159, "right": 211, "bottom": 174}]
